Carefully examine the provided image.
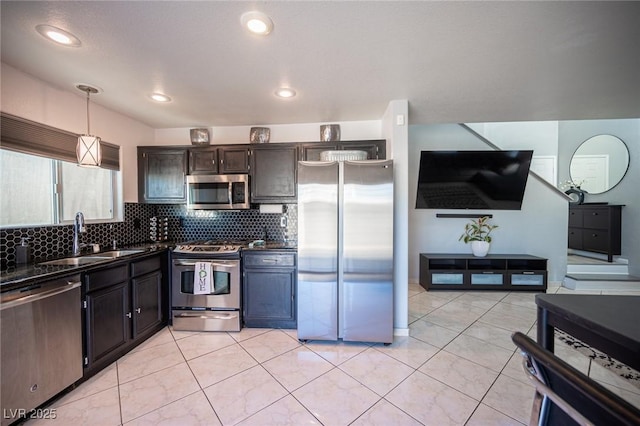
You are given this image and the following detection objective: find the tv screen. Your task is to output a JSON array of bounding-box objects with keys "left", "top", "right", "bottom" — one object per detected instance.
[{"left": 416, "top": 150, "right": 533, "bottom": 210}]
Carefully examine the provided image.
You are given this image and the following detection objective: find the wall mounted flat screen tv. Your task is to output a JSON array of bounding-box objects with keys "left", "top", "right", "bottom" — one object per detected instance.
[{"left": 416, "top": 150, "right": 534, "bottom": 210}]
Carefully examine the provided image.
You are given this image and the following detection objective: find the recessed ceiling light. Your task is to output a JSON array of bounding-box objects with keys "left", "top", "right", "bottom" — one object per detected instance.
[
  {"left": 150, "top": 93, "right": 172, "bottom": 103},
  {"left": 241, "top": 11, "right": 273, "bottom": 35},
  {"left": 275, "top": 88, "right": 296, "bottom": 99},
  {"left": 36, "top": 24, "right": 81, "bottom": 47}
]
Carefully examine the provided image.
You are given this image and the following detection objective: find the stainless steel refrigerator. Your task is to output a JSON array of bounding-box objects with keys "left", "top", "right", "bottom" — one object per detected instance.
[{"left": 297, "top": 159, "right": 394, "bottom": 344}]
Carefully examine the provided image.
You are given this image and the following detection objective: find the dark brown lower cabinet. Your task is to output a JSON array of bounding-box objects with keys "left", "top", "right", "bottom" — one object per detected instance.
[
  {"left": 132, "top": 271, "right": 163, "bottom": 338},
  {"left": 243, "top": 251, "right": 297, "bottom": 329},
  {"left": 85, "top": 281, "right": 130, "bottom": 367},
  {"left": 83, "top": 252, "right": 167, "bottom": 377}
]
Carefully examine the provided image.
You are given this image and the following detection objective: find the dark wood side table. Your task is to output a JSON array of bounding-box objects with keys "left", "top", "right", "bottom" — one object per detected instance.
[{"left": 535, "top": 294, "right": 640, "bottom": 372}]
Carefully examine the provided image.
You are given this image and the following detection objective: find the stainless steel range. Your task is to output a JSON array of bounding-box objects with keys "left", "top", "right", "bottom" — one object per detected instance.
[{"left": 171, "top": 241, "right": 243, "bottom": 332}]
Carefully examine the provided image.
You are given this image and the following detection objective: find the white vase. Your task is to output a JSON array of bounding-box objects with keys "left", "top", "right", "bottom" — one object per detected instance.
[{"left": 471, "top": 241, "right": 490, "bottom": 257}]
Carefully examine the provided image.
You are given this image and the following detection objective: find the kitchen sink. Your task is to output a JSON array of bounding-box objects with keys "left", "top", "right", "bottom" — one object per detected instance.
[
  {"left": 38, "top": 256, "right": 112, "bottom": 266},
  {"left": 37, "top": 249, "right": 146, "bottom": 267},
  {"left": 99, "top": 249, "right": 146, "bottom": 257}
]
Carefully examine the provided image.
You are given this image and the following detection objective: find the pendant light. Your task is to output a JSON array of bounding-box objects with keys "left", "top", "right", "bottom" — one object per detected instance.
[{"left": 76, "top": 84, "right": 102, "bottom": 167}]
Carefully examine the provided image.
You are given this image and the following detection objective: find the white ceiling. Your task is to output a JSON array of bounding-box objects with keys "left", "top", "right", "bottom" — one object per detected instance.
[{"left": 2, "top": 1, "right": 639, "bottom": 129}]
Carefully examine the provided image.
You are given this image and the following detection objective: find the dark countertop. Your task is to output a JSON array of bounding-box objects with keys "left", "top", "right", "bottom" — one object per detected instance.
[
  {"left": 1, "top": 241, "right": 297, "bottom": 291},
  {"left": 0, "top": 243, "right": 171, "bottom": 290},
  {"left": 242, "top": 241, "right": 298, "bottom": 251}
]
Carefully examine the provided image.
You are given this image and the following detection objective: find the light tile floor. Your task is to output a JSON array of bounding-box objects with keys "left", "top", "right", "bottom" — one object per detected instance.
[{"left": 30, "top": 283, "right": 640, "bottom": 426}]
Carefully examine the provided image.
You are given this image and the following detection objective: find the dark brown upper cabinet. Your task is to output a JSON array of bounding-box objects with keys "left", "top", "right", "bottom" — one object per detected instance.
[
  {"left": 250, "top": 144, "right": 298, "bottom": 203},
  {"left": 138, "top": 147, "right": 188, "bottom": 204},
  {"left": 188, "top": 146, "right": 250, "bottom": 174},
  {"left": 219, "top": 146, "right": 250, "bottom": 173}
]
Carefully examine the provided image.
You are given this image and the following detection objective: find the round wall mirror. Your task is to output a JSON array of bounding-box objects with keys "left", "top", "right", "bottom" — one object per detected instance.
[{"left": 569, "top": 134, "right": 629, "bottom": 194}]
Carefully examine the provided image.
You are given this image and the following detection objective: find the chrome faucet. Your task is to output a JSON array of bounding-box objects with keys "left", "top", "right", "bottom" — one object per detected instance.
[{"left": 72, "top": 212, "right": 86, "bottom": 256}]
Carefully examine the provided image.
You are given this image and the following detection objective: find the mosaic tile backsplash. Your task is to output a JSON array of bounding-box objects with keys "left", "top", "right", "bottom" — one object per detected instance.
[{"left": 0, "top": 203, "right": 297, "bottom": 270}]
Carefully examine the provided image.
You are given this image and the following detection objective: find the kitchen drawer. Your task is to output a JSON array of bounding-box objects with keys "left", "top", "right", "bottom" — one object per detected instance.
[
  {"left": 131, "top": 255, "right": 162, "bottom": 277},
  {"left": 243, "top": 253, "right": 296, "bottom": 267},
  {"left": 583, "top": 208, "right": 609, "bottom": 229},
  {"left": 85, "top": 264, "right": 128, "bottom": 292}
]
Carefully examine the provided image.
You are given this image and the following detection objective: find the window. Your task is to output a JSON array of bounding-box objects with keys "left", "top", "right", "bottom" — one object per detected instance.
[
  {"left": 0, "top": 150, "right": 121, "bottom": 227},
  {"left": 0, "top": 150, "right": 55, "bottom": 226},
  {"left": 60, "top": 161, "right": 114, "bottom": 221}
]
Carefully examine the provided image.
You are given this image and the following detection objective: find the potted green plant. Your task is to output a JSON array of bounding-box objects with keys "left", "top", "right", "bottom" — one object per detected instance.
[{"left": 458, "top": 216, "right": 498, "bottom": 257}]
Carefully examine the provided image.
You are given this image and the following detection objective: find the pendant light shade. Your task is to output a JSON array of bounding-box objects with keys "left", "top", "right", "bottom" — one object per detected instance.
[
  {"left": 76, "top": 84, "right": 102, "bottom": 167},
  {"left": 77, "top": 134, "right": 102, "bottom": 166}
]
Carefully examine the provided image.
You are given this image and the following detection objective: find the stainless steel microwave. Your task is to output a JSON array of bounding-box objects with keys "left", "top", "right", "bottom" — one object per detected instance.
[{"left": 186, "top": 174, "right": 249, "bottom": 210}]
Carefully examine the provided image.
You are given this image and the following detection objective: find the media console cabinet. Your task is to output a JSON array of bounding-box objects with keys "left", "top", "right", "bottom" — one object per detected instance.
[{"left": 419, "top": 253, "right": 547, "bottom": 291}]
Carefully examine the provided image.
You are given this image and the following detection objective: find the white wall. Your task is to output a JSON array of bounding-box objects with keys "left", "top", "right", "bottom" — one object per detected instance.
[
  {"left": 382, "top": 100, "right": 409, "bottom": 335},
  {"left": 468, "top": 121, "right": 559, "bottom": 156},
  {"left": 0, "top": 63, "right": 155, "bottom": 203},
  {"left": 408, "top": 124, "right": 568, "bottom": 284}
]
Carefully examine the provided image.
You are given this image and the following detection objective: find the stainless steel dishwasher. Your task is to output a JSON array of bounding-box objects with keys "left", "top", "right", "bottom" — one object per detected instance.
[{"left": 1, "top": 274, "right": 83, "bottom": 426}]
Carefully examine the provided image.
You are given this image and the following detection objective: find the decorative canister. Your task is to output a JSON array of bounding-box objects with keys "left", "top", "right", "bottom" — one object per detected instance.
[
  {"left": 250, "top": 127, "right": 270, "bottom": 143},
  {"left": 190, "top": 128, "right": 210, "bottom": 145},
  {"left": 320, "top": 124, "right": 340, "bottom": 142}
]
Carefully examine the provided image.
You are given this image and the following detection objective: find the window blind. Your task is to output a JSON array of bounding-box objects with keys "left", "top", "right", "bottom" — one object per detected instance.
[{"left": 0, "top": 112, "right": 120, "bottom": 170}]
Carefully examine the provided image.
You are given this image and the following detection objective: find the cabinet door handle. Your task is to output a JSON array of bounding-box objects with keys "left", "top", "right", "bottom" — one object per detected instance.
[
  {"left": 136, "top": 308, "right": 141, "bottom": 314},
  {"left": 126, "top": 312, "right": 132, "bottom": 318}
]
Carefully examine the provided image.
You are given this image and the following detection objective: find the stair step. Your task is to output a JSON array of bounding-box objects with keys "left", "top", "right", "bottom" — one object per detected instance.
[
  {"left": 563, "top": 273, "right": 640, "bottom": 291},
  {"left": 566, "top": 263, "right": 629, "bottom": 274}
]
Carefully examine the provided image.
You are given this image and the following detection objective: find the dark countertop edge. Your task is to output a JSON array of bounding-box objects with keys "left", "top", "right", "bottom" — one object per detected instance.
[
  {"left": 241, "top": 244, "right": 298, "bottom": 251},
  {"left": 1, "top": 243, "right": 171, "bottom": 291}
]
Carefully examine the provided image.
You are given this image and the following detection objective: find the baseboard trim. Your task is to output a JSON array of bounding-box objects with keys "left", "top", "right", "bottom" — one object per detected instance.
[{"left": 394, "top": 328, "right": 410, "bottom": 337}]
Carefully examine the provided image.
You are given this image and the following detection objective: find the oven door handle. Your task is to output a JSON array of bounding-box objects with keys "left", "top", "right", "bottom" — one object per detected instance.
[
  {"left": 175, "top": 312, "right": 238, "bottom": 319},
  {"left": 228, "top": 182, "right": 233, "bottom": 207},
  {"left": 173, "top": 260, "right": 237, "bottom": 268}
]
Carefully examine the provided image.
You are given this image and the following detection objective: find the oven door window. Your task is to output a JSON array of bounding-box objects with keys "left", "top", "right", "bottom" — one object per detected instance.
[
  {"left": 180, "top": 270, "right": 230, "bottom": 295},
  {"left": 189, "top": 182, "right": 230, "bottom": 205}
]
